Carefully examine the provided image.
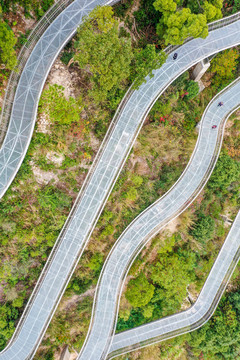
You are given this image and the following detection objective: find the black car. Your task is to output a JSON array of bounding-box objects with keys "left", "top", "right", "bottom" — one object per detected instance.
[{"left": 173, "top": 53, "right": 178, "bottom": 60}]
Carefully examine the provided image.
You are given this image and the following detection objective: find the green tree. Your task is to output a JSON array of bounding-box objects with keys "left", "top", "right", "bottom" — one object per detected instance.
[
  {"left": 74, "top": 6, "right": 133, "bottom": 103},
  {"left": 233, "top": 0, "right": 240, "bottom": 12},
  {"left": 203, "top": 1, "right": 222, "bottom": 22},
  {"left": 131, "top": 44, "right": 167, "bottom": 89},
  {"left": 163, "top": 8, "right": 208, "bottom": 45},
  {"left": 153, "top": 0, "right": 177, "bottom": 13},
  {"left": 208, "top": 154, "right": 240, "bottom": 191},
  {"left": 0, "top": 303, "right": 18, "bottom": 351},
  {"left": 150, "top": 250, "right": 196, "bottom": 314},
  {"left": 125, "top": 272, "right": 155, "bottom": 308},
  {"left": 185, "top": 80, "right": 199, "bottom": 100},
  {"left": 190, "top": 214, "right": 214, "bottom": 243},
  {"left": 154, "top": 1, "right": 208, "bottom": 45},
  {"left": 0, "top": 6, "right": 17, "bottom": 69},
  {"left": 191, "top": 213, "right": 215, "bottom": 243},
  {"left": 87, "top": 252, "right": 104, "bottom": 274},
  {"left": 211, "top": 48, "right": 239, "bottom": 79},
  {"left": 189, "top": 290, "right": 240, "bottom": 359},
  {"left": 39, "top": 84, "right": 82, "bottom": 125}
]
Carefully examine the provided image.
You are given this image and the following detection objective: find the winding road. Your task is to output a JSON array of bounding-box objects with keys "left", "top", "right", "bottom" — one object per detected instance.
[
  {"left": 78, "top": 78, "right": 240, "bottom": 359},
  {"left": 109, "top": 210, "right": 240, "bottom": 359},
  {"left": 0, "top": 1, "right": 239, "bottom": 360}
]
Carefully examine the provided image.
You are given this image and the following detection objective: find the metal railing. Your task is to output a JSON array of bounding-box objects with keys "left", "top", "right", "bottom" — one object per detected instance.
[
  {"left": 0, "top": 0, "right": 74, "bottom": 145},
  {"left": 83, "top": 76, "right": 240, "bottom": 360},
  {"left": 108, "top": 216, "right": 240, "bottom": 358},
  {"left": 1, "top": 4, "right": 240, "bottom": 359}
]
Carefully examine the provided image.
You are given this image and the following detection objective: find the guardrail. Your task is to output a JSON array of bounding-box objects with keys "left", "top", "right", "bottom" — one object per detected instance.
[
  {"left": 108, "top": 214, "right": 240, "bottom": 358},
  {"left": 1, "top": 4, "right": 240, "bottom": 359},
  {"left": 82, "top": 76, "right": 240, "bottom": 360},
  {"left": 0, "top": 0, "right": 74, "bottom": 145},
  {"left": 1, "top": 4, "right": 240, "bottom": 147}
]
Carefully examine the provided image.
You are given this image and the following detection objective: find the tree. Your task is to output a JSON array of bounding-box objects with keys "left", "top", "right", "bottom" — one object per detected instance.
[
  {"left": 125, "top": 272, "right": 155, "bottom": 308},
  {"left": 211, "top": 48, "right": 239, "bottom": 79},
  {"left": 185, "top": 80, "right": 199, "bottom": 100},
  {"left": 74, "top": 6, "right": 133, "bottom": 103},
  {"left": 131, "top": 44, "right": 167, "bottom": 89},
  {"left": 188, "top": 290, "right": 240, "bottom": 359},
  {"left": 0, "top": 6, "right": 17, "bottom": 70},
  {"left": 150, "top": 250, "right": 196, "bottom": 314},
  {"left": 39, "top": 84, "right": 83, "bottom": 125},
  {"left": 190, "top": 213, "right": 215, "bottom": 243},
  {"left": 233, "top": 0, "right": 240, "bottom": 12},
  {"left": 154, "top": 0, "right": 208, "bottom": 45},
  {"left": 163, "top": 8, "right": 208, "bottom": 45},
  {"left": 153, "top": 0, "right": 177, "bottom": 13},
  {"left": 0, "top": 303, "right": 18, "bottom": 351},
  {"left": 208, "top": 154, "right": 240, "bottom": 191},
  {"left": 203, "top": 1, "right": 222, "bottom": 22}
]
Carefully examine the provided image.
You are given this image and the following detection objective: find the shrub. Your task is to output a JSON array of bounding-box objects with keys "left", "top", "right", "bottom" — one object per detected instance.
[
  {"left": 184, "top": 80, "right": 199, "bottom": 100},
  {"left": 126, "top": 273, "right": 155, "bottom": 308},
  {"left": 191, "top": 213, "right": 215, "bottom": 243}
]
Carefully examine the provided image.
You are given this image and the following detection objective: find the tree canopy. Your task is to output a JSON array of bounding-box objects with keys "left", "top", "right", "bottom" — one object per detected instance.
[
  {"left": 74, "top": 6, "right": 167, "bottom": 101},
  {"left": 39, "top": 84, "right": 83, "bottom": 125},
  {"left": 132, "top": 44, "right": 167, "bottom": 89},
  {"left": 0, "top": 6, "right": 17, "bottom": 70},
  {"left": 125, "top": 272, "right": 155, "bottom": 308},
  {"left": 211, "top": 48, "right": 239, "bottom": 79},
  {"left": 208, "top": 154, "right": 240, "bottom": 191},
  {"left": 189, "top": 290, "right": 240, "bottom": 359},
  {"left": 190, "top": 213, "right": 215, "bottom": 243},
  {"left": 154, "top": 0, "right": 208, "bottom": 45},
  {"left": 74, "top": 6, "right": 133, "bottom": 103},
  {"left": 150, "top": 250, "right": 196, "bottom": 314}
]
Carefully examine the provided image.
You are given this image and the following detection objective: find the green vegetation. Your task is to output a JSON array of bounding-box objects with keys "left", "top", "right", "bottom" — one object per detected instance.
[
  {"left": 39, "top": 84, "right": 83, "bottom": 125},
  {"left": 0, "top": 1, "right": 239, "bottom": 359},
  {"left": 208, "top": 153, "right": 240, "bottom": 191},
  {"left": 190, "top": 213, "right": 215, "bottom": 243},
  {"left": 189, "top": 290, "right": 240, "bottom": 359},
  {"left": 155, "top": 6, "right": 208, "bottom": 45},
  {"left": 75, "top": 6, "right": 166, "bottom": 102},
  {"left": 114, "top": 289, "right": 240, "bottom": 360},
  {"left": 0, "top": 6, "right": 17, "bottom": 70},
  {"left": 75, "top": 6, "right": 133, "bottom": 103},
  {"left": 126, "top": 273, "right": 155, "bottom": 308},
  {"left": 0, "top": 0, "right": 54, "bottom": 18}
]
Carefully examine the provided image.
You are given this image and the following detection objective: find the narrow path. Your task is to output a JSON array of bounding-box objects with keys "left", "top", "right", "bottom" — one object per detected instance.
[{"left": 77, "top": 76, "right": 240, "bottom": 360}]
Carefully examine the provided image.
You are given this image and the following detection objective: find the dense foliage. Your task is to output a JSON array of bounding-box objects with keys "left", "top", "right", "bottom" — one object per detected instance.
[
  {"left": 0, "top": 6, "right": 17, "bottom": 69},
  {"left": 188, "top": 290, "right": 240, "bottom": 359},
  {"left": 39, "top": 84, "right": 83, "bottom": 125},
  {"left": 74, "top": 6, "right": 166, "bottom": 102},
  {"left": 0, "top": 0, "right": 54, "bottom": 18},
  {"left": 0, "top": 1, "right": 239, "bottom": 359}
]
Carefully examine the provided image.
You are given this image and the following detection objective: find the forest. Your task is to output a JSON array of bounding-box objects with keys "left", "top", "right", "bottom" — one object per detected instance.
[{"left": 0, "top": 0, "right": 239, "bottom": 359}]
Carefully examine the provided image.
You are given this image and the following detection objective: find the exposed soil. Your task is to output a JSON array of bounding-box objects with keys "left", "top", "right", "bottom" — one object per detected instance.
[
  {"left": 46, "top": 59, "right": 75, "bottom": 99},
  {"left": 59, "top": 286, "right": 96, "bottom": 312}
]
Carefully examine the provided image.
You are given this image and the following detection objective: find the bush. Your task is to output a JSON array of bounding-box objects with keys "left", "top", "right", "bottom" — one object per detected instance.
[
  {"left": 126, "top": 273, "right": 155, "bottom": 308},
  {"left": 208, "top": 154, "right": 240, "bottom": 192},
  {"left": 39, "top": 84, "right": 82, "bottom": 125},
  {"left": 184, "top": 80, "right": 199, "bottom": 100},
  {"left": 191, "top": 213, "right": 215, "bottom": 243}
]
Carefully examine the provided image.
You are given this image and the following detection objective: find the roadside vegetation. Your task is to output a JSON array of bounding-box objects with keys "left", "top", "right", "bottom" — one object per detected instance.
[{"left": 0, "top": 1, "right": 239, "bottom": 360}]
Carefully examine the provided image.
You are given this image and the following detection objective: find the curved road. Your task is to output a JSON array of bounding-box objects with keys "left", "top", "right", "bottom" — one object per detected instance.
[
  {"left": 0, "top": 0, "right": 117, "bottom": 199},
  {"left": 0, "top": 3, "right": 240, "bottom": 360},
  {"left": 77, "top": 75, "right": 240, "bottom": 360},
  {"left": 109, "top": 210, "right": 240, "bottom": 359}
]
